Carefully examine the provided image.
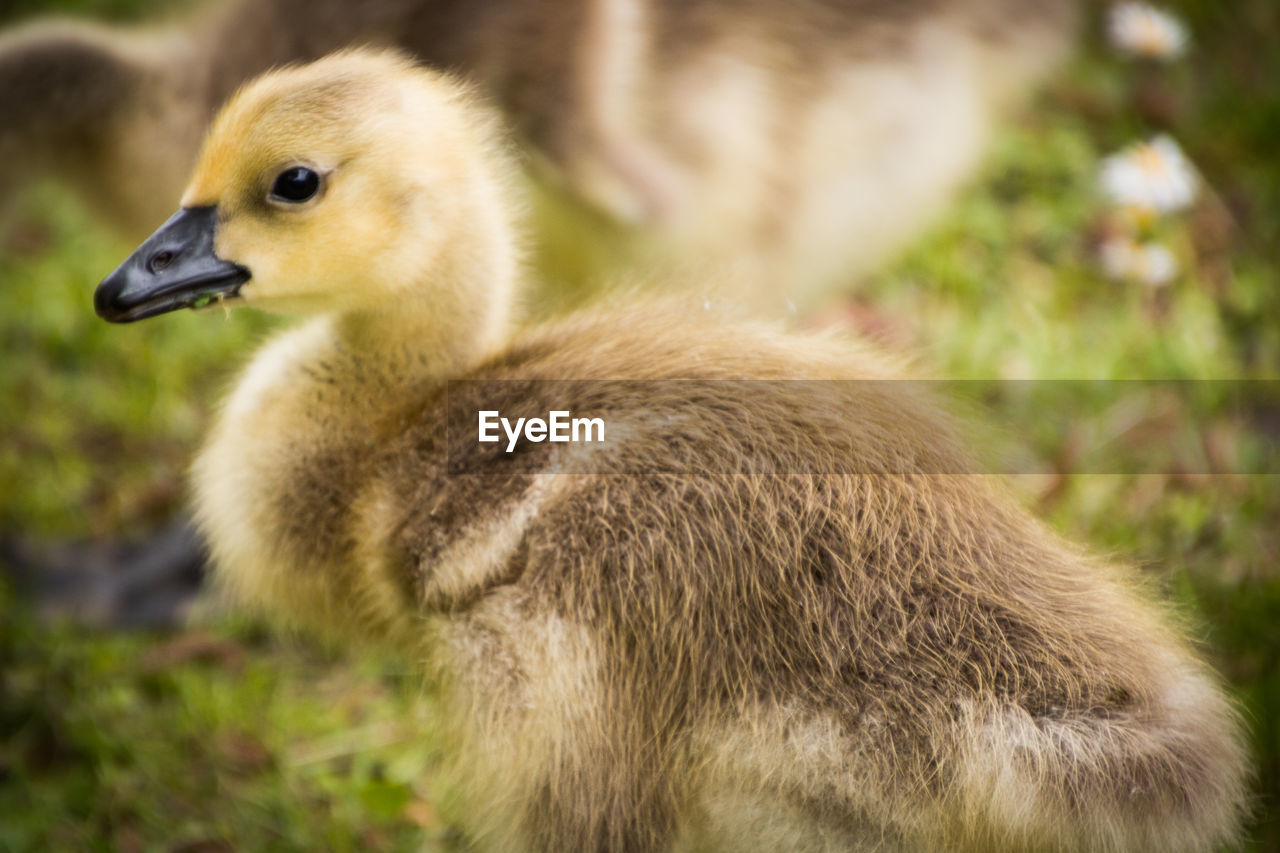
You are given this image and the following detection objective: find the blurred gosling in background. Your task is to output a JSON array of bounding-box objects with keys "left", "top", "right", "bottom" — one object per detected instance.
[
  {"left": 2, "top": 0, "right": 1077, "bottom": 313},
  {"left": 93, "top": 51, "right": 1246, "bottom": 852}
]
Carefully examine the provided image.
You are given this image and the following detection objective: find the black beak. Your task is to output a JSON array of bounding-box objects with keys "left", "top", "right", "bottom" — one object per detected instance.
[{"left": 94, "top": 206, "right": 250, "bottom": 323}]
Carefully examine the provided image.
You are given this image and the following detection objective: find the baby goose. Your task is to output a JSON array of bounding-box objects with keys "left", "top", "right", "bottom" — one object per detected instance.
[
  {"left": 94, "top": 51, "right": 1246, "bottom": 851},
  {"left": 7, "top": 0, "right": 1077, "bottom": 309},
  {"left": 0, "top": 17, "right": 204, "bottom": 237}
]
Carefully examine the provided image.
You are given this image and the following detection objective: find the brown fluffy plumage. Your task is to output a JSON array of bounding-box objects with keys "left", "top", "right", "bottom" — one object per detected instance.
[
  {"left": 4, "top": 0, "right": 1076, "bottom": 310},
  {"left": 93, "top": 52, "right": 1248, "bottom": 851}
]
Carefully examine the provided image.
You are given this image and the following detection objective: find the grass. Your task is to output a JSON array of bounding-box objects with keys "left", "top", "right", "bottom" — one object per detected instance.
[
  {"left": 1, "top": 0, "right": 1278, "bottom": 849},
  {"left": 1, "top": 591, "right": 449, "bottom": 851}
]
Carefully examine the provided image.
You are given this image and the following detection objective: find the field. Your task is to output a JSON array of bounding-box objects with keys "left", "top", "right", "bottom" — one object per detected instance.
[{"left": 1, "top": 0, "right": 1277, "bottom": 849}]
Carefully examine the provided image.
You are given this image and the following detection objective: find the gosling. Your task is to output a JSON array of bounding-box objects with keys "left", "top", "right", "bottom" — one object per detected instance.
[
  {"left": 94, "top": 51, "right": 1246, "bottom": 851},
  {"left": 5, "top": 0, "right": 1078, "bottom": 310}
]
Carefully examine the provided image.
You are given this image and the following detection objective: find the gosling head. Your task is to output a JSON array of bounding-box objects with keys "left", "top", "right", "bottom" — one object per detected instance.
[{"left": 94, "top": 49, "right": 520, "bottom": 344}]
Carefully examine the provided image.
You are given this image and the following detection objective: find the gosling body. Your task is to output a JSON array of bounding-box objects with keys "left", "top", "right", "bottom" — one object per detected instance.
[
  {"left": 94, "top": 52, "right": 1247, "bottom": 851},
  {"left": 202, "top": 311, "right": 1246, "bottom": 852},
  {"left": 5, "top": 0, "right": 1076, "bottom": 309}
]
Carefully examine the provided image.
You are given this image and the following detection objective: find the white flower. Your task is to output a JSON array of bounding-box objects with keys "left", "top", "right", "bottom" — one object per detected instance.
[
  {"left": 1108, "top": 3, "right": 1189, "bottom": 59},
  {"left": 1099, "top": 235, "right": 1179, "bottom": 286},
  {"left": 1099, "top": 135, "right": 1198, "bottom": 214},
  {"left": 1133, "top": 242, "right": 1178, "bottom": 285},
  {"left": 1100, "top": 236, "right": 1134, "bottom": 280}
]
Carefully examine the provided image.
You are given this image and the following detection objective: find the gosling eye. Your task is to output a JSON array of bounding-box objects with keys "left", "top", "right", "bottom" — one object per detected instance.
[{"left": 269, "top": 166, "right": 321, "bottom": 204}]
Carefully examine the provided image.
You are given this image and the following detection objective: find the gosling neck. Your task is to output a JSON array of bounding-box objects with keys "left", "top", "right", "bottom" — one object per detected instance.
[
  {"left": 328, "top": 156, "right": 522, "bottom": 383},
  {"left": 330, "top": 261, "right": 517, "bottom": 384}
]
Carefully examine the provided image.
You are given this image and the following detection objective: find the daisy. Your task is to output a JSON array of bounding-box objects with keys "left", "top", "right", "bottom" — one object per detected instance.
[
  {"left": 1108, "top": 2, "right": 1189, "bottom": 59},
  {"left": 1099, "top": 235, "right": 1179, "bottom": 286},
  {"left": 1099, "top": 135, "right": 1198, "bottom": 214}
]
